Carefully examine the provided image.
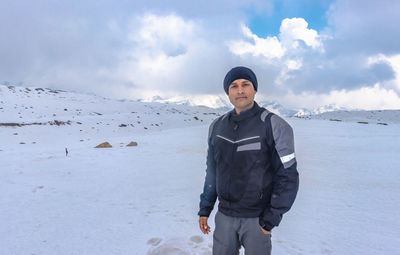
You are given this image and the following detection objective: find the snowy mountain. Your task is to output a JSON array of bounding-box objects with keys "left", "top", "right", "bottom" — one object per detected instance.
[
  {"left": 141, "top": 94, "right": 400, "bottom": 125},
  {"left": 142, "top": 95, "right": 299, "bottom": 117},
  {"left": 0, "top": 85, "right": 225, "bottom": 149},
  {"left": 294, "top": 104, "right": 347, "bottom": 117},
  {"left": 2, "top": 83, "right": 399, "bottom": 139},
  {"left": 140, "top": 94, "right": 231, "bottom": 110},
  {"left": 259, "top": 101, "right": 297, "bottom": 117}
]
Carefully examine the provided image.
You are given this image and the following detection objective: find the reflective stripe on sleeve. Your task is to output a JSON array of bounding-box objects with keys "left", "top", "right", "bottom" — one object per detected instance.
[{"left": 280, "top": 153, "right": 296, "bottom": 164}]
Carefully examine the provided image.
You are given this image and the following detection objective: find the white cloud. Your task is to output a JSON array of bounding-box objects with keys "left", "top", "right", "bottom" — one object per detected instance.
[
  {"left": 117, "top": 14, "right": 197, "bottom": 95},
  {"left": 228, "top": 17, "right": 323, "bottom": 61},
  {"left": 131, "top": 14, "right": 195, "bottom": 52},
  {"left": 101, "top": 13, "right": 231, "bottom": 99},
  {"left": 228, "top": 24, "right": 285, "bottom": 59},
  {"left": 367, "top": 53, "right": 400, "bottom": 92},
  {"left": 274, "top": 59, "right": 303, "bottom": 86},
  {"left": 286, "top": 59, "right": 303, "bottom": 70},
  {"left": 279, "top": 18, "right": 323, "bottom": 50},
  {"left": 281, "top": 83, "right": 400, "bottom": 110}
]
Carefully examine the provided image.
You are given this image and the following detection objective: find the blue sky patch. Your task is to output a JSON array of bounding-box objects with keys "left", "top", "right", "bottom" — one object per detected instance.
[{"left": 247, "top": 0, "right": 333, "bottom": 37}]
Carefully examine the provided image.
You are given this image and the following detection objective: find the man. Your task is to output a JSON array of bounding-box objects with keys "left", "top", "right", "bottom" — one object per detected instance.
[{"left": 198, "top": 66, "right": 299, "bottom": 255}]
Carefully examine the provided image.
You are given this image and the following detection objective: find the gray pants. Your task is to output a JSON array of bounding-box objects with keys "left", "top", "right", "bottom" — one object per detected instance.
[{"left": 213, "top": 211, "right": 272, "bottom": 255}]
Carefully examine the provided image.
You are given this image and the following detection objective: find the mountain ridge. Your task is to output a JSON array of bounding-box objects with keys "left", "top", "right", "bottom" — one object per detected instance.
[{"left": 2, "top": 84, "right": 400, "bottom": 127}]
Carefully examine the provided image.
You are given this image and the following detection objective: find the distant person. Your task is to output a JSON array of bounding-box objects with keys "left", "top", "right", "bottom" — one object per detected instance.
[
  {"left": 65, "top": 148, "right": 68, "bottom": 157},
  {"left": 198, "top": 66, "right": 299, "bottom": 255}
]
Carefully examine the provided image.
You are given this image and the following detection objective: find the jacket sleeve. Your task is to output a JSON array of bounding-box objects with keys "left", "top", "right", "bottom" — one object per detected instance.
[
  {"left": 260, "top": 115, "right": 299, "bottom": 231},
  {"left": 198, "top": 119, "right": 218, "bottom": 217}
]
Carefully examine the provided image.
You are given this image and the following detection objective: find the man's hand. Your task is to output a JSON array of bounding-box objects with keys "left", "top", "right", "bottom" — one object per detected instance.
[
  {"left": 260, "top": 227, "right": 271, "bottom": 235},
  {"left": 199, "top": 216, "right": 211, "bottom": 234}
]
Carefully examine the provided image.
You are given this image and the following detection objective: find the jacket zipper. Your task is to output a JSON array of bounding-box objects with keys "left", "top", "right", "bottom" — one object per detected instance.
[{"left": 228, "top": 122, "right": 239, "bottom": 207}]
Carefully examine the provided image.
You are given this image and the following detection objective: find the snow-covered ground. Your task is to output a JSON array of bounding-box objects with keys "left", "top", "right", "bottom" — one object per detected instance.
[
  {"left": 296, "top": 109, "right": 400, "bottom": 125},
  {"left": 1, "top": 85, "right": 400, "bottom": 254}
]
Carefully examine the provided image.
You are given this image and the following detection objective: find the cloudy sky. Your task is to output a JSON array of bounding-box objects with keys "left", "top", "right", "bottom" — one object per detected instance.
[{"left": 1, "top": 0, "right": 400, "bottom": 110}]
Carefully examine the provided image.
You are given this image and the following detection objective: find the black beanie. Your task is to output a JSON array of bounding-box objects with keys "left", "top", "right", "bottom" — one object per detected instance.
[{"left": 223, "top": 66, "right": 258, "bottom": 94}]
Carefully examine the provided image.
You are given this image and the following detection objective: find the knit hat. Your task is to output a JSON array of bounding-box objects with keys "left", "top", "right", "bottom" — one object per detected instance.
[{"left": 223, "top": 66, "right": 258, "bottom": 94}]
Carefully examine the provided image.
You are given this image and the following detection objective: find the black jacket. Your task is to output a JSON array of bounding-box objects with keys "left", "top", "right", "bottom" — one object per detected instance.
[{"left": 198, "top": 102, "right": 299, "bottom": 231}]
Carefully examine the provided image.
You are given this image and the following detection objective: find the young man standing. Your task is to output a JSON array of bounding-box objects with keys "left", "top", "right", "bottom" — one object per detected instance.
[{"left": 198, "top": 66, "right": 299, "bottom": 255}]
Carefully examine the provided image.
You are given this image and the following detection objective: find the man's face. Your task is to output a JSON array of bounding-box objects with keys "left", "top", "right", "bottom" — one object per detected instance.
[{"left": 228, "top": 78, "right": 256, "bottom": 114}]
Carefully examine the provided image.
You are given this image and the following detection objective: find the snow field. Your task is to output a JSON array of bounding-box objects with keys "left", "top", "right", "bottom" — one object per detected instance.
[{"left": 1, "top": 119, "right": 400, "bottom": 254}]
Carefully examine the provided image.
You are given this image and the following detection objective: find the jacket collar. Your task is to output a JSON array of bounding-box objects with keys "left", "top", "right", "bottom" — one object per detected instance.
[{"left": 229, "top": 101, "right": 260, "bottom": 122}]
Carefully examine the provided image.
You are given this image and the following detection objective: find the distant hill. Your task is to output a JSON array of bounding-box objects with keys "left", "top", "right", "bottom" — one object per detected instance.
[
  {"left": 295, "top": 109, "right": 400, "bottom": 125},
  {"left": 140, "top": 94, "right": 231, "bottom": 110},
  {"left": 2, "top": 84, "right": 399, "bottom": 132},
  {"left": 142, "top": 95, "right": 299, "bottom": 117},
  {"left": 294, "top": 104, "right": 347, "bottom": 117},
  {"left": 259, "top": 101, "right": 297, "bottom": 117},
  {"left": 0, "top": 85, "right": 224, "bottom": 137}
]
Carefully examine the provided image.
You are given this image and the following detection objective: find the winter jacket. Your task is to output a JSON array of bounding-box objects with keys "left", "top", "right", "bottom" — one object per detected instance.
[{"left": 198, "top": 102, "right": 299, "bottom": 231}]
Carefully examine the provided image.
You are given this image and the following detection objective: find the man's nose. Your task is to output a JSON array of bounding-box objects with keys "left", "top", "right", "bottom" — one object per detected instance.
[{"left": 238, "top": 86, "right": 244, "bottom": 93}]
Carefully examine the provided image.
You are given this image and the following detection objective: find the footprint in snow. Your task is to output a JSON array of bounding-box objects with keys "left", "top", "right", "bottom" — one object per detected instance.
[
  {"left": 146, "top": 237, "right": 211, "bottom": 255},
  {"left": 147, "top": 237, "right": 162, "bottom": 246},
  {"left": 189, "top": 235, "right": 203, "bottom": 244}
]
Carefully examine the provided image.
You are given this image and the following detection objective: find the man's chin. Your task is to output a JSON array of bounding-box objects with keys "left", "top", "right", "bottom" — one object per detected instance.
[
  {"left": 234, "top": 99, "right": 248, "bottom": 105},
  {"left": 234, "top": 102, "right": 251, "bottom": 110}
]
